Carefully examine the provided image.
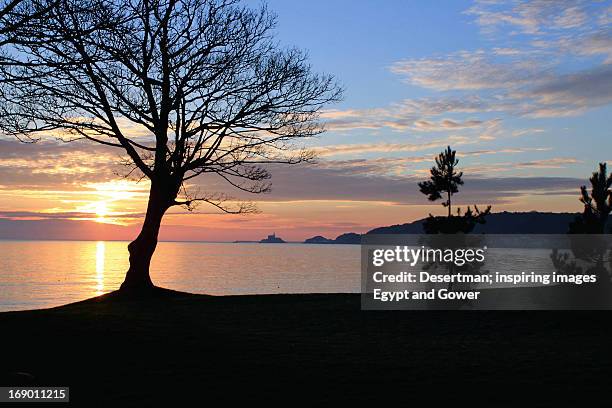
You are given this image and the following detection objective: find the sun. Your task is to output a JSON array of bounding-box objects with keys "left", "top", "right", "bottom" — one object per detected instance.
[
  {"left": 74, "top": 180, "right": 148, "bottom": 225},
  {"left": 94, "top": 202, "right": 108, "bottom": 222}
]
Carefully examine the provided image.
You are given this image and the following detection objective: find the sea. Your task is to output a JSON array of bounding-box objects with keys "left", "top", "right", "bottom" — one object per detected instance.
[{"left": 0, "top": 240, "right": 361, "bottom": 311}]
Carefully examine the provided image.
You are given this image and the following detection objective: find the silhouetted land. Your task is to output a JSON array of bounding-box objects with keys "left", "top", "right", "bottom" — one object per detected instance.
[
  {"left": 304, "top": 232, "right": 361, "bottom": 244},
  {"left": 369, "top": 211, "right": 581, "bottom": 234},
  {"left": 2, "top": 290, "right": 611, "bottom": 406},
  {"left": 305, "top": 212, "right": 584, "bottom": 243}
]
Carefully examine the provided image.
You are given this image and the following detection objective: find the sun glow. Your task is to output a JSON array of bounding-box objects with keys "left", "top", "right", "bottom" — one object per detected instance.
[
  {"left": 73, "top": 179, "right": 149, "bottom": 224},
  {"left": 88, "top": 180, "right": 146, "bottom": 202},
  {"left": 95, "top": 202, "right": 108, "bottom": 220}
]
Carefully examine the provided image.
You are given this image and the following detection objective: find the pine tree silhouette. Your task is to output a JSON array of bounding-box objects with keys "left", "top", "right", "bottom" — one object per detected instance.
[
  {"left": 552, "top": 163, "right": 612, "bottom": 301},
  {"left": 569, "top": 163, "right": 612, "bottom": 234},
  {"left": 418, "top": 146, "right": 491, "bottom": 234},
  {"left": 418, "top": 146, "right": 463, "bottom": 217}
]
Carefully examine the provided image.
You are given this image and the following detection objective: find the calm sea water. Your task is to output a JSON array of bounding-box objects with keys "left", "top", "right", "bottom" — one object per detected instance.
[
  {"left": 0, "top": 240, "right": 361, "bottom": 312},
  {"left": 0, "top": 240, "right": 563, "bottom": 312}
]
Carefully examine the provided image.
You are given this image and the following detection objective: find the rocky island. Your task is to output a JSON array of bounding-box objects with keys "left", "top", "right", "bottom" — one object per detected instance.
[{"left": 260, "top": 233, "right": 285, "bottom": 243}]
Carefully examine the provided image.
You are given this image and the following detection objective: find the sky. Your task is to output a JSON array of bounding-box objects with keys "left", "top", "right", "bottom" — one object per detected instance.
[{"left": 0, "top": 0, "right": 611, "bottom": 241}]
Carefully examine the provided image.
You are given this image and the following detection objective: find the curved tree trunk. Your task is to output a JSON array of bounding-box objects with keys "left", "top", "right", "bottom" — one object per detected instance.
[{"left": 120, "top": 182, "right": 169, "bottom": 291}]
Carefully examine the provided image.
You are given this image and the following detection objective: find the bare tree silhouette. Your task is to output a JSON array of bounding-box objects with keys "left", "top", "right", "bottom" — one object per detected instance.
[
  {"left": 1, "top": 0, "right": 342, "bottom": 291},
  {"left": 0, "top": 0, "right": 58, "bottom": 47}
]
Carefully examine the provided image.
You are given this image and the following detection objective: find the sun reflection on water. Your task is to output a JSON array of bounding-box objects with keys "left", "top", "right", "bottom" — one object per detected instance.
[
  {"left": 0, "top": 241, "right": 361, "bottom": 311},
  {"left": 95, "top": 241, "right": 105, "bottom": 294}
]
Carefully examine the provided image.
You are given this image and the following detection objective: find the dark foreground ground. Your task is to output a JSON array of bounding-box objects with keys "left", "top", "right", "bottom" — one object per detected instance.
[{"left": 2, "top": 290, "right": 612, "bottom": 406}]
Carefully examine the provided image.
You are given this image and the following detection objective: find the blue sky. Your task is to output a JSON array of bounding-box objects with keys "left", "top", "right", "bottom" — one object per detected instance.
[
  {"left": 1, "top": 0, "right": 611, "bottom": 240},
  {"left": 266, "top": 0, "right": 612, "bottom": 180},
  {"left": 267, "top": 0, "right": 482, "bottom": 104}
]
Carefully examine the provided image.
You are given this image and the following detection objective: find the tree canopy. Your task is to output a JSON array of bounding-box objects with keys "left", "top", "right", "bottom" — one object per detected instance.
[
  {"left": 1, "top": 0, "right": 342, "bottom": 212},
  {"left": 570, "top": 162, "right": 612, "bottom": 234},
  {"left": 418, "top": 145, "right": 464, "bottom": 217},
  {"left": 418, "top": 146, "right": 491, "bottom": 234},
  {"left": 0, "top": 0, "right": 342, "bottom": 289}
]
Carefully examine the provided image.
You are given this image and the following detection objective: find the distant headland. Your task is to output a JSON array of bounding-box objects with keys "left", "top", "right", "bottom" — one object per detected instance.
[
  {"left": 231, "top": 212, "right": 589, "bottom": 245},
  {"left": 301, "top": 211, "right": 582, "bottom": 245},
  {"left": 304, "top": 232, "right": 361, "bottom": 244}
]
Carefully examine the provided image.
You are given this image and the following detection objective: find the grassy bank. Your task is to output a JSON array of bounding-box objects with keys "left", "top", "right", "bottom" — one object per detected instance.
[{"left": 1, "top": 290, "right": 611, "bottom": 406}]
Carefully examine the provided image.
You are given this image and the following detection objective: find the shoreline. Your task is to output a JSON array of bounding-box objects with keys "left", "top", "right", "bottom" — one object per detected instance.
[{"left": 0, "top": 290, "right": 361, "bottom": 314}]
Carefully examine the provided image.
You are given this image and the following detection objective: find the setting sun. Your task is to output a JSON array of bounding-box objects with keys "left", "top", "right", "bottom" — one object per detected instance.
[
  {"left": 94, "top": 201, "right": 108, "bottom": 222},
  {"left": 66, "top": 180, "right": 151, "bottom": 225}
]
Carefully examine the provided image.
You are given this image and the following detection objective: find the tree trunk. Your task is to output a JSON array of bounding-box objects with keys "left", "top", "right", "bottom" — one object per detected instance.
[
  {"left": 120, "top": 182, "right": 169, "bottom": 291},
  {"left": 447, "top": 190, "right": 451, "bottom": 217}
]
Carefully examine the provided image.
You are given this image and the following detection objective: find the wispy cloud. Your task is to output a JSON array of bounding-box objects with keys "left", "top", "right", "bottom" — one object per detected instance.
[
  {"left": 465, "top": 0, "right": 592, "bottom": 35},
  {"left": 314, "top": 147, "right": 555, "bottom": 178},
  {"left": 191, "top": 162, "right": 584, "bottom": 206},
  {"left": 391, "top": 50, "right": 551, "bottom": 91},
  {"left": 413, "top": 119, "right": 493, "bottom": 131},
  {"left": 390, "top": 52, "right": 612, "bottom": 118},
  {"left": 462, "top": 157, "right": 581, "bottom": 176},
  {"left": 378, "top": 0, "right": 612, "bottom": 122},
  {"left": 518, "top": 65, "right": 612, "bottom": 117},
  {"left": 312, "top": 137, "right": 476, "bottom": 157},
  {"left": 322, "top": 97, "right": 507, "bottom": 132}
]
